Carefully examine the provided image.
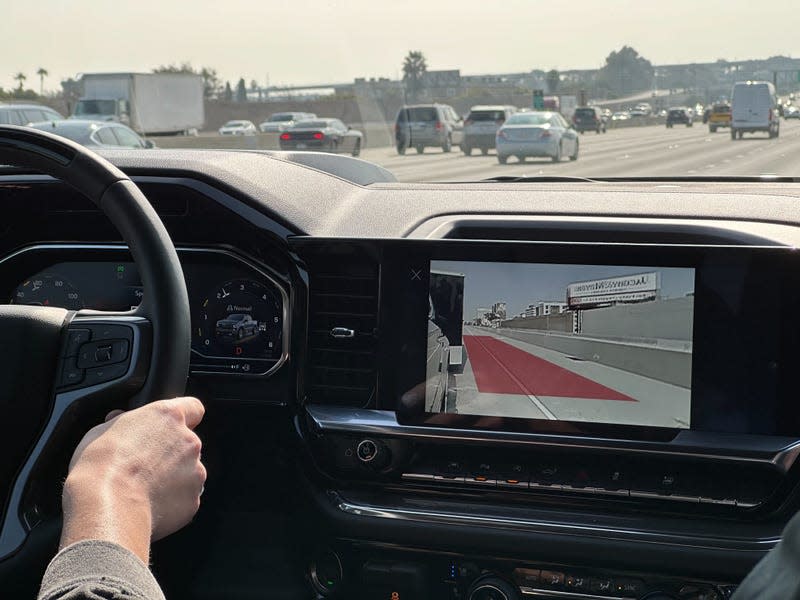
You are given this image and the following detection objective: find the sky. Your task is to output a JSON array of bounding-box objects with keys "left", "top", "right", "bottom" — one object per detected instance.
[
  {"left": 2, "top": 0, "right": 798, "bottom": 92},
  {"left": 431, "top": 261, "right": 695, "bottom": 319}
]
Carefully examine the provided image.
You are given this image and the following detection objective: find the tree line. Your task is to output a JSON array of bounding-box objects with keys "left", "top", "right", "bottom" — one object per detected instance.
[
  {"left": 1, "top": 67, "right": 50, "bottom": 100},
  {"left": 0, "top": 46, "right": 662, "bottom": 105},
  {"left": 400, "top": 46, "right": 655, "bottom": 101}
]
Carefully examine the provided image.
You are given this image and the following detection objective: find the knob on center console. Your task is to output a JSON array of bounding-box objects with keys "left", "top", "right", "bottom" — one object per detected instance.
[
  {"left": 468, "top": 576, "right": 520, "bottom": 600},
  {"left": 356, "top": 438, "right": 390, "bottom": 469}
]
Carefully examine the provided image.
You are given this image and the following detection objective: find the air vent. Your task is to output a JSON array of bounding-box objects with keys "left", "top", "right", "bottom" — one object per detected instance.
[{"left": 307, "top": 257, "right": 379, "bottom": 408}]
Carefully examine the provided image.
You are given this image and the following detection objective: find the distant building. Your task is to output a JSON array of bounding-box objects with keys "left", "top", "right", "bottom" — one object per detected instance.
[
  {"left": 492, "top": 302, "right": 507, "bottom": 320},
  {"left": 525, "top": 301, "right": 568, "bottom": 318},
  {"left": 420, "top": 70, "right": 463, "bottom": 98},
  {"left": 475, "top": 307, "right": 491, "bottom": 326}
]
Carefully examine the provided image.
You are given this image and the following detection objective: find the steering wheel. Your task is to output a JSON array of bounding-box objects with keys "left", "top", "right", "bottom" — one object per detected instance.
[{"left": 0, "top": 125, "right": 190, "bottom": 560}]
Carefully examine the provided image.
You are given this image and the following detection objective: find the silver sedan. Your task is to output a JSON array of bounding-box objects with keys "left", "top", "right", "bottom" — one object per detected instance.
[{"left": 495, "top": 111, "right": 579, "bottom": 164}]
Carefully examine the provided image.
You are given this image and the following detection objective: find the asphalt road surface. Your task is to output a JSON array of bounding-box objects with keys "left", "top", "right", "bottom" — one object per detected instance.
[
  {"left": 360, "top": 120, "right": 800, "bottom": 182},
  {"left": 449, "top": 326, "right": 690, "bottom": 428}
]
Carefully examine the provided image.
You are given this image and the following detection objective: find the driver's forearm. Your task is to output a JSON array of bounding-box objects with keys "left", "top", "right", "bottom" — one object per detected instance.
[{"left": 60, "top": 470, "right": 152, "bottom": 564}]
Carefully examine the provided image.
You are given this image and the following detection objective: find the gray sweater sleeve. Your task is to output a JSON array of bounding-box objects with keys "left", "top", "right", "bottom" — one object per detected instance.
[
  {"left": 733, "top": 510, "right": 800, "bottom": 599},
  {"left": 37, "top": 540, "right": 166, "bottom": 600}
]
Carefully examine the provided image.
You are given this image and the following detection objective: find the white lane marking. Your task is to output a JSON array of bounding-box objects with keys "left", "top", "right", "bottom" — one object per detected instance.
[{"left": 469, "top": 332, "right": 557, "bottom": 420}]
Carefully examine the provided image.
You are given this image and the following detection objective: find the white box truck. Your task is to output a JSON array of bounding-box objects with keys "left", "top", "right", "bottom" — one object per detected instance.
[{"left": 71, "top": 73, "right": 205, "bottom": 135}]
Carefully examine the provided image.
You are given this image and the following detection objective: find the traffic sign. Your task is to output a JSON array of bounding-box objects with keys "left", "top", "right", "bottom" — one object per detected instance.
[{"left": 532, "top": 89, "right": 545, "bottom": 110}]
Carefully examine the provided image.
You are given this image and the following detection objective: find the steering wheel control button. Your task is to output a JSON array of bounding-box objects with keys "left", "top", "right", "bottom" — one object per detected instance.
[
  {"left": 76, "top": 339, "right": 130, "bottom": 368},
  {"left": 62, "top": 328, "right": 91, "bottom": 357},
  {"left": 58, "top": 359, "right": 84, "bottom": 388},
  {"left": 84, "top": 362, "right": 128, "bottom": 386},
  {"left": 95, "top": 345, "right": 113, "bottom": 362},
  {"left": 88, "top": 323, "right": 133, "bottom": 341}
]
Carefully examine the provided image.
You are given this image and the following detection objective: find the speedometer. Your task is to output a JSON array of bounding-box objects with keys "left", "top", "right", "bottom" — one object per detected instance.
[
  {"left": 194, "top": 278, "right": 283, "bottom": 365},
  {"left": 10, "top": 273, "right": 83, "bottom": 310}
]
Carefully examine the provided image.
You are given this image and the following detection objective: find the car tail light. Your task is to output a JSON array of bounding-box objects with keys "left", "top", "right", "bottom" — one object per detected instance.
[
  {"left": 435, "top": 121, "right": 443, "bottom": 130},
  {"left": 280, "top": 133, "right": 291, "bottom": 140},
  {"left": 769, "top": 109, "right": 773, "bottom": 121},
  {"left": 313, "top": 132, "right": 324, "bottom": 140},
  {"left": 540, "top": 130, "right": 552, "bottom": 138},
  {"left": 497, "top": 130, "right": 507, "bottom": 140},
  {"left": 464, "top": 119, "right": 473, "bottom": 126}
]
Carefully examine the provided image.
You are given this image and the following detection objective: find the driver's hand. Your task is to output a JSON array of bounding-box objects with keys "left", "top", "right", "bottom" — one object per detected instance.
[{"left": 61, "top": 397, "right": 206, "bottom": 561}]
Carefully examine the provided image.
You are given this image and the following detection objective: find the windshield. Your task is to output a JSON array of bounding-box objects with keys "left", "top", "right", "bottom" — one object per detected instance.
[
  {"left": 292, "top": 120, "right": 329, "bottom": 128},
  {"left": 505, "top": 113, "right": 551, "bottom": 125},
  {"left": 74, "top": 99, "right": 116, "bottom": 116},
  {"left": 4, "top": 3, "right": 797, "bottom": 180},
  {"left": 468, "top": 110, "right": 505, "bottom": 121},
  {"left": 399, "top": 107, "right": 438, "bottom": 122}
]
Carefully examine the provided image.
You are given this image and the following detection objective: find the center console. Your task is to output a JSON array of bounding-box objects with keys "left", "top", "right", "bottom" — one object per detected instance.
[{"left": 290, "top": 237, "right": 800, "bottom": 599}]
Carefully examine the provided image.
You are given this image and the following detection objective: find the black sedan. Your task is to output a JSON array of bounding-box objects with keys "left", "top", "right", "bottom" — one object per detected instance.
[
  {"left": 666, "top": 107, "right": 694, "bottom": 128},
  {"left": 279, "top": 118, "right": 363, "bottom": 156}
]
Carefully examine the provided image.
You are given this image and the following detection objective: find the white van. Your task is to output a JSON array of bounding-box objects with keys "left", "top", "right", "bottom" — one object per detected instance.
[{"left": 730, "top": 81, "right": 780, "bottom": 140}]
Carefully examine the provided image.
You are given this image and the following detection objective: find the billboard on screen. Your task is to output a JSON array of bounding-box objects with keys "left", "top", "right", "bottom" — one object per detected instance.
[{"left": 566, "top": 272, "right": 660, "bottom": 308}]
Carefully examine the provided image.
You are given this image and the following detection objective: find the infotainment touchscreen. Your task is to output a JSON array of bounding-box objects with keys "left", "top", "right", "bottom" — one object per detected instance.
[{"left": 426, "top": 261, "right": 695, "bottom": 429}]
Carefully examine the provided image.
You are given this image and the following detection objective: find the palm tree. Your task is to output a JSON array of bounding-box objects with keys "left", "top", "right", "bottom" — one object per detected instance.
[
  {"left": 13, "top": 72, "right": 26, "bottom": 92},
  {"left": 402, "top": 51, "right": 427, "bottom": 102},
  {"left": 36, "top": 68, "right": 49, "bottom": 95}
]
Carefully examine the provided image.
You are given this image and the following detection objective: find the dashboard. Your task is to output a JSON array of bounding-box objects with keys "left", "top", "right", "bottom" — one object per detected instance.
[{"left": 5, "top": 151, "right": 800, "bottom": 599}]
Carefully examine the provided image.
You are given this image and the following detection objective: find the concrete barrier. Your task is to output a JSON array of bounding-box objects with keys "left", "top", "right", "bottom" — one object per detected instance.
[
  {"left": 153, "top": 133, "right": 281, "bottom": 150},
  {"left": 606, "top": 116, "right": 666, "bottom": 129},
  {"left": 494, "top": 328, "right": 691, "bottom": 388},
  {"left": 581, "top": 297, "right": 694, "bottom": 342},
  {"left": 501, "top": 313, "right": 574, "bottom": 333},
  {"left": 152, "top": 122, "right": 395, "bottom": 150},
  {"left": 149, "top": 117, "right": 671, "bottom": 151}
]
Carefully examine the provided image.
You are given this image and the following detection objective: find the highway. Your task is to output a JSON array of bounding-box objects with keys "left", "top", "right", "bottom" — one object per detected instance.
[
  {"left": 448, "top": 325, "right": 691, "bottom": 429},
  {"left": 360, "top": 120, "right": 800, "bottom": 182}
]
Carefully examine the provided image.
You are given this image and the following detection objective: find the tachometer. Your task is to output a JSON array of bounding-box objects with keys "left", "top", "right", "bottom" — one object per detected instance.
[
  {"left": 10, "top": 273, "right": 83, "bottom": 310},
  {"left": 194, "top": 278, "right": 283, "bottom": 368}
]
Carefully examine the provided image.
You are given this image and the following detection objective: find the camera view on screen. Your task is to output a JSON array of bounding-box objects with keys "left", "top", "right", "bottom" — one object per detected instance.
[{"left": 426, "top": 261, "right": 695, "bottom": 429}]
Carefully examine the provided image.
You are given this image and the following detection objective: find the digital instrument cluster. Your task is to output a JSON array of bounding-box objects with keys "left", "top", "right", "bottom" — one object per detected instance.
[{"left": 6, "top": 248, "right": 288, "bottom": 376}]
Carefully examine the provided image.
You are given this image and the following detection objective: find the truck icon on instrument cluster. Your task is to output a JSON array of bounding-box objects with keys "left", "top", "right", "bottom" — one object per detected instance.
[{"left": 215, "top": 313, "right": 259, "bottom": 341}]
